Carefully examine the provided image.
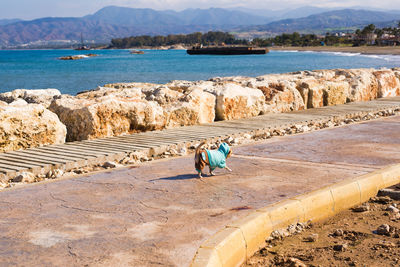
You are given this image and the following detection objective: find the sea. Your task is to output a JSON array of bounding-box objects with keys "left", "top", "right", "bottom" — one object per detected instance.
[{"left": 1, "top": 49, "right": 400, "bottom": 95}]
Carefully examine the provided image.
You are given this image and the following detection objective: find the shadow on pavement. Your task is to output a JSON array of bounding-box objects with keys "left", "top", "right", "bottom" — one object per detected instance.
[{"left": 151, "top": 173, "right": 200, "bottom": 181}]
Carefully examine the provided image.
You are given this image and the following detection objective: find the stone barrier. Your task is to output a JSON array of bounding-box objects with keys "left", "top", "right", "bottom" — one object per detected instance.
[{"left": 1, "top": 67, "right": 400, "bottom": 151}]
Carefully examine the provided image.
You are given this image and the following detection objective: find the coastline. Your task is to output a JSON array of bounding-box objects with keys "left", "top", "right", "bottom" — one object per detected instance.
[{"left": 269, "top": 46, "right": 400, "bottom": 55}]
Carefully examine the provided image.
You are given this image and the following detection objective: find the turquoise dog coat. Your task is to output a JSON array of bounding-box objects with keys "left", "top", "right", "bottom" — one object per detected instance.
[{"left": 196, "top": 143, "right": 230, "bottom": 173}]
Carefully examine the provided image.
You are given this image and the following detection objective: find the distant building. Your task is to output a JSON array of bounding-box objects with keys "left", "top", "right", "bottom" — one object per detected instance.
[
  {"left": 378, "top": 36, "right": 400, "bottom": 46},
  {"left": 355, "top": 33, "right": 377, "bottom": 45}
]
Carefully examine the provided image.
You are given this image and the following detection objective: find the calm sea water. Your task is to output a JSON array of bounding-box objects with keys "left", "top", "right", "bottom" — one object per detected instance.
[{"left": 1, "top": 49, "right": 400, "bottom": 95}]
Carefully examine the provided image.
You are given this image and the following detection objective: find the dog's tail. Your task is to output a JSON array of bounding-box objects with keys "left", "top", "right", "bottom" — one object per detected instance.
[
  {"left": 194, "top": 142, "right": 206, "bottom": 171},
  {"left": 195, "top": 141, "right": 205, "bottom": 155}
]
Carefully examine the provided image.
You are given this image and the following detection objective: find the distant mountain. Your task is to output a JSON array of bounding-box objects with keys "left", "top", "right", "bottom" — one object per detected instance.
[
  {"left": 243, "top": 9, "right": 400, "bottom": 33},
  {"left": 86, "top": 6, "right": 269, "bottom": 26},
  {"left": 0, "top": 18, "right": 134, "bottom": 46},
  {"left": 174, "top": 8, "right": 269, "bottom": 25},
  {"left": 375, "top": 19, "right": 400, "bottom": 28},
  {"left": 1, "top": 7, "right": 400, "bottom": 47},
  {"left": 85, "top": 6, "right": 182, "bottom": 26},
  {"left": 0, "top": 19, "right": 22, "bottom": 26},
  {"left": 278, "top": 6, "right": 336, "bottom": 19},
  {"left": 350, "top": 6, "right": 400, "bottom": 14},
  {"left": 0, "top": 6, "right": 271, "bottom": 47},
  {"left": 229, "top": 6, "right": 336, "bottom": 21},
  {"left": 0, "top": 17, "right": 230, "bottom": 46}
]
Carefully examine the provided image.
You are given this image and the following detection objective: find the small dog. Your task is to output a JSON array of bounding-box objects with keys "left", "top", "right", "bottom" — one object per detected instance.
[{"left": 194, "top": 142, "right": 232, "bottom": 178}]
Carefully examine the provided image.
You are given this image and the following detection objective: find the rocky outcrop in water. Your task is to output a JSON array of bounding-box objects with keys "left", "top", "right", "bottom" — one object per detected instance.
[
  {"left": 1, "top": 67, "right": 400, "bottom": 151},
  {"left": 59, "top": 54, "right": 98, "bottom": 60},
  {"left": 0, "top": 101, "right": 66, "bottom": 152}
]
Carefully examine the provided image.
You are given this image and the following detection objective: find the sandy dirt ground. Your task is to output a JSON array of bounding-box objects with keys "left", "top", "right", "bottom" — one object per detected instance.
[
  {"left": 269, "top": 46, "right": 400, "bottom": 55},
  {"left": 244, "top": 191, "right": 400, "bottom": 267}
]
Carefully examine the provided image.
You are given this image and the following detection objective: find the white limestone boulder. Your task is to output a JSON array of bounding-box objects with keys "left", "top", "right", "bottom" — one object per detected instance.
[
  {"left": 201, "top": 82, "right": 265, "bottom": 120},
  {"left": 49, "top": 95, "right": 165, "bottom": 141},
  {"left": 0, "top": 89, "right": 61, "bottom": 108},
  {"left": 164, "top": 88, "right": 216, "bottom": 127},
  {"left": 323, "top": 80, "right": 350, "bottom": 106},
  {"left": 337, "top": 69, "right": 378, "bottom": 102},
  {"left": 254, "top": 75, "right": 305, "bottom": 113},
  {"left": 373, "top": 69, "right": 400, "bottom": 98},
  {"left": 0, "top": 103, "right": 66, "bottom": 152},
  {"left": 77, "top": 86, "right": 144, "bottom": 99},
  {"left": 146, "top": 86, "right": 216, "bottom": 127}
]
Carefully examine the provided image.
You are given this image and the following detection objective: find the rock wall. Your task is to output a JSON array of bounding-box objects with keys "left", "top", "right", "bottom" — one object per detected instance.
[
  {"left": 1, "top": 67, "right": 400, "bottom": 151},
  {"left": 49, "top": 85, "right": 216, "bottom": 141}
]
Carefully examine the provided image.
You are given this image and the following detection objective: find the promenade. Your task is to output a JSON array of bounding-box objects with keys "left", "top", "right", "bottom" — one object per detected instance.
[
  {"left": 1, "top": 97, "right": 400, "bottom": 182},
  {"left": 0, "top": 109, "right": 400, "bottom": 266}
]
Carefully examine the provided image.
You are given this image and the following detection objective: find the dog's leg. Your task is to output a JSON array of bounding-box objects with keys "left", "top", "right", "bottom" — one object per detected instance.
[
  {"left": 209, "top": 166, "right": 216, "bottom": 176},
  {"left": 225, "top": 166, "right": 232, "bottom": 172}
]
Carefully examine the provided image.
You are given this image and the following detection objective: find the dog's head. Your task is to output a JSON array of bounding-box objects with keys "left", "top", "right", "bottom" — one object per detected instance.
[{"left": 218, "top": 142, "right": 232, "bottom": 159}]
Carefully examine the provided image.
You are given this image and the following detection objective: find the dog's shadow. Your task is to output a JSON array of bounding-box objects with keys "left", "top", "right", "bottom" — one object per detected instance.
[{"left": 150, "top": 173, "right": 200, "bottom": 181}]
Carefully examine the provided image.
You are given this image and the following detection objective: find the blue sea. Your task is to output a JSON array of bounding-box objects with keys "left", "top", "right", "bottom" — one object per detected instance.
[{"left": 1, "top": 49, "right": 400, "bottom": 95}]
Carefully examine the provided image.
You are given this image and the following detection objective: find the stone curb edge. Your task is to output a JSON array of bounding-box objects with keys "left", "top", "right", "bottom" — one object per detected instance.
[{"left": 190, "top": 164, "right": 400, "bottom": 267}]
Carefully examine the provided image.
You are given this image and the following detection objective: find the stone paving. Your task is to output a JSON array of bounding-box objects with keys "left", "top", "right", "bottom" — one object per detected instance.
[
  {"left": 1, "top": 115, "right": 400, "bottom": 266},
  {"left": 1, "top": 97, "right": 400, "bottom": 182}
]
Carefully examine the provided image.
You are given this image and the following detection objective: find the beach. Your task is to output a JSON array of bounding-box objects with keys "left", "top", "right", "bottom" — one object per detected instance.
[{"left": 270, "top": 46, "right": 400, "bottom": 55}]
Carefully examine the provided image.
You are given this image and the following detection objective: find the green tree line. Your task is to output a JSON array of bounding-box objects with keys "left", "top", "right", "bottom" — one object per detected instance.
[
  {"left": 110, "top": 23, "right": 400, "bottom": 48},
  {"left": 254, "top": 23, "right": 400, "bottom": 47},
  {"left": 252, "top": 32, "right": 355, "bottom": 47},
  {"left": 110, "top": 31, "right": 248, "bottom": 48}
]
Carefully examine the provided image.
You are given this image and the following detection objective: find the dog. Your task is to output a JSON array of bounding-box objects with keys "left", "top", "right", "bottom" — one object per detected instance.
[{"left": 194, "top": 142, "right": 232, "bottom": 178}]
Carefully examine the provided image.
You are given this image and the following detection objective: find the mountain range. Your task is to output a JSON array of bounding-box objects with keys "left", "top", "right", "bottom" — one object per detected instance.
[
  {"left": 0, "top": 6, "right": 271, "bottom": 47},
  {"left": 0, "top": 6, "right": 399, "bottom": 47},
  {"left": 242, "top": 9, "right": 400, "bottom": 34},
  {"left": 0, "top": 19, "right": 22, "bottom": 26}
]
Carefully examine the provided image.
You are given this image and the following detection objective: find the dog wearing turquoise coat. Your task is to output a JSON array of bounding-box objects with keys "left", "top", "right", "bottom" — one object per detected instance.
[{"left": 194, "top": 142, "right": 232, "bottom": 178}]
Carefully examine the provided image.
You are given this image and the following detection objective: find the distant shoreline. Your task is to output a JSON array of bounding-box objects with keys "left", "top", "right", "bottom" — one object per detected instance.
[
  {"left": 269, "top": 46, "right": 400, "bottom": 55},
  {"left": 5, "top": 46, "right": 399, "bottom": 55}
]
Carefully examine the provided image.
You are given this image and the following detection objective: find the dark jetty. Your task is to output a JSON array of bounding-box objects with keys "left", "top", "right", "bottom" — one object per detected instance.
[{"left": 187, "top": 46, "right": 268, "bottom": 55}]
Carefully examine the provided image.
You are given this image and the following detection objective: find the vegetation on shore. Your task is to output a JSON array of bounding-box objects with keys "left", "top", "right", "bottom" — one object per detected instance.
[
  {"left": 110, "top": 31, "right": 248, "bottom": 48},
  {"left": 110, "top": 23, "right": 400, "bottom": 49},
  {"left": 252, "top": 23, "right": 400, "bottom": 47}
]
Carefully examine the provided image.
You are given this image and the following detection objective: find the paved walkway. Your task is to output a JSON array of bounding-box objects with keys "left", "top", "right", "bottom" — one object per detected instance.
[
  {"left": 1, "top": 97, "right": 400, "bottom": 181},
  {"left": 1, "top": 115, "right": 400, "bottom": 266}
]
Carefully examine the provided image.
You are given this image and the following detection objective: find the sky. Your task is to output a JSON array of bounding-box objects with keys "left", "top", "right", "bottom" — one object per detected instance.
[{"left": 0, "top": 0, "right": 397, "bottom": 20}]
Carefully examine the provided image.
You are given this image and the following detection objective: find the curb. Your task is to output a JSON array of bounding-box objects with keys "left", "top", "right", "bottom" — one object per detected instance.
[{"left": 190, "top": 164, "right": 400, "bottom": 267}]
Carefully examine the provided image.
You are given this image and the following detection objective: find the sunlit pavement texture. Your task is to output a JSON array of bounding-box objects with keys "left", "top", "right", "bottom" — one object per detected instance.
[{"left": 1, "top": 116, "right": 400, "bottom": 266}]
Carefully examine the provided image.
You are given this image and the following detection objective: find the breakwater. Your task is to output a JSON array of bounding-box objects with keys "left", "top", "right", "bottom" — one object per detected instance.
[{"left": 1, "top": 67, "right": 399, "bottom": 152}]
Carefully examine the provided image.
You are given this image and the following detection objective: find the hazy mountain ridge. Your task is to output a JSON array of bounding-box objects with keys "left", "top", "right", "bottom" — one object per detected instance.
[
  {"left": 1, "top": 6, "right": 399, "bottom": 47},
  {"left": 0, "top": 18, "right": 231, "bottom": 46},
  {"left": 0, "top": 19, "right": 22, "bottom": 26},
  {"left": 172, "top": 7, "right": 269, "bottom": 25},
  {"left": 0, "top": 6, "right": 270, "bottom": 46},
  {"left": 86, "top": 6, "right": 269, "bottom": 26},
  {"left": 244, "top": 9, "right": 400, "bottom": 33},
  {"left": 233, "top": 6, "right": 335, "bottom": 21}
]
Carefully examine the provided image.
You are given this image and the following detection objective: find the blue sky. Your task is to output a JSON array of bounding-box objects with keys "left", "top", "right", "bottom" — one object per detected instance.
[{"left": 0, "top": 0, "right": 396, "bottom": 20}]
